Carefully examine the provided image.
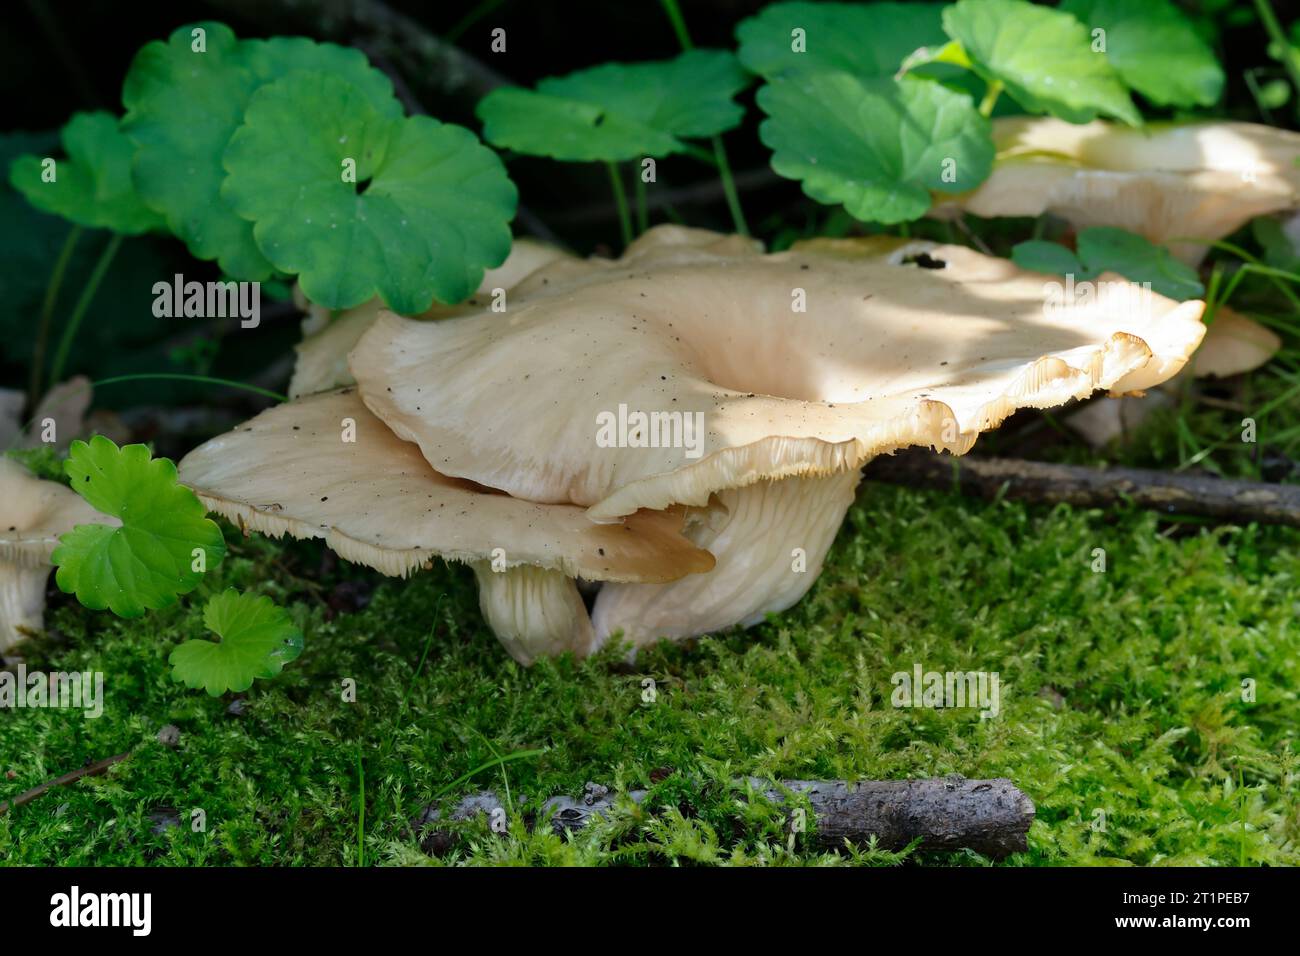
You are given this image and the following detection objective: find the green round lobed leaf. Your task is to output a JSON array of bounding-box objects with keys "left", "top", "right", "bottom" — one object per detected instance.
[
  {"left": 51, "top": 436, "right": 226, "bottom": 618},
  {"left": 758, "top": 72, "right": 993, "bottom": 224},
  {"left": 223, "top": 71, "right": 516, "bottom": 313},
  {"left": 942, "top": 0, "right": 1141, "bottom": 125},
  {"left": 477, "top": 49, "right": 749, "bottom": 162},
  {"left": 121, "top": 23, "right": 267, "bottom": 277},
  {"left": 170, "top": 589, "right": 304, "bottom": 696},
  {"left": 8, "top": 111, "right": 163, "bottom": 234},
  {"left": 121, "top": 22, "right": 401, "bottom": 280},
  {"left": 1076, "top": 227, "right": 1204, "bottom": 301},
  {"left": 1060, "top": 0, "right": 1224, "bottom": 109},
  {"left": 1012, "top": 228, "right": 1204, "bottom": 300},
  {"left": 1010, "top": 239, "right": 1097, "bottom": 279},
  {"left": 736, "top": 0, "right": 947, "bottom": 79}
]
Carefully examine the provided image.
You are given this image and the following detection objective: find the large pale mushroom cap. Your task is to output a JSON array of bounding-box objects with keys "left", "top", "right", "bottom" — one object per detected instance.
[
  {"left": 348, "top": 228, "right": 1205, "bottom": 652},
  {"left": 507, "top": 224, "right": 763, "bottom": 299},
  {"left": 351, "top": 230, "right": 1207, "bottom": 520},
  {"left": 293, "top": 226, "right": 758, "bottom": 403},
  {"left": 289, "top": 238, "right": 575, "bottom": 399},
  {"left": 0, "top": 457, "right": 114, "bottom": 652},
  {"left": 177, "top": 390, "right": 713, "bottom": 663},
  {"left": 934, "top": 117, "right": 1300, "bottom": 265}
]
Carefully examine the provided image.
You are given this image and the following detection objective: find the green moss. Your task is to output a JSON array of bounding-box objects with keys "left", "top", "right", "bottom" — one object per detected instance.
[{"left": 2, "top": 483, "right": 1297, "bottom": 866}]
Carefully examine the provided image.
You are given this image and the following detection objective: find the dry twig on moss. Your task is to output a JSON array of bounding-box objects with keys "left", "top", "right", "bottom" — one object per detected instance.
[
  {"left": 864, "top": 450, "right": 1300, "bottom": 528},
  {"left": 416, "top": 775, "right": 1035, "bottom": 859}
]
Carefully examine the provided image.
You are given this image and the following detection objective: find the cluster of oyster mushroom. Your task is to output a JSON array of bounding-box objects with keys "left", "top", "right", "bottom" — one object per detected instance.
[
  {"left": 172, "top": 216, "right": 1211, "bottom": 665},
  {"left": 6, "top": 116, "right": 1296, "bottom": 665}
]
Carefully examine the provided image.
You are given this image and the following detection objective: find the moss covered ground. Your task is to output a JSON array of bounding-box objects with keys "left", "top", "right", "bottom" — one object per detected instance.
[{"left": 2, "top": 472, "right": 1296, "bottom": 866}]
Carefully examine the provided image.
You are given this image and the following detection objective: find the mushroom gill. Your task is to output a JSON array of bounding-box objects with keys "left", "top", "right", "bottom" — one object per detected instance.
[
  {"left": 348, "top": 228, "right": 1207, "bottom": 655},
  {"left": 591, "top": 469, "right": 862, "bottom": 649},
  {"left": 473, "top": 563, "right": 594, "bottom": 663},
  {"left": 176, "top": 389, "right": 713, "bottom": 664}
]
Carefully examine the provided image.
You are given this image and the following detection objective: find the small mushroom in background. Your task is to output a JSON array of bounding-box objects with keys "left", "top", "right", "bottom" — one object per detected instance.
[
  {"left": 0, "top": 376, "right": 94, "bottom": 451},
  {"left": 176, "top": 389, "right": 713, "bottom": 664},
  {"left": 932, "top": 117, "right": 1300, "bottom": 266},
  {"left": 1063, "top": 391, "right": 1174, "bottom": 450},
  {"left": 288, "top": 239, "right": 576, "bottom": 399},
  {"left": 0, "top": 458, "right": 115, "bottom": 654},
  {"left": 1191, "top": 304, "right": 1283, "bottom": 379},
  {"left": 0, "top": 391, "right": 25, "bottom": 450},
  {"left": 1066, "top": 303, "right": 1282, "bottom": 448},
  {"left": 349, "top": 226, "right": 1206, "bottom": 654}
]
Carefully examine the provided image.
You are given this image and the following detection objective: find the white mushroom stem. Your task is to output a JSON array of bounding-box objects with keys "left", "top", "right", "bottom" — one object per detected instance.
[
  {"left": 0, "top": 562, "right": 49, "bottom": 654},
  {"left": 592, "top": 469, "right": 862, "bottom": 651},
  {"left": 472, "top": 563, "right": 596, "bottom": 665},
  {"left": 0, "top": 458, "right": 112, "bottom": 655}
]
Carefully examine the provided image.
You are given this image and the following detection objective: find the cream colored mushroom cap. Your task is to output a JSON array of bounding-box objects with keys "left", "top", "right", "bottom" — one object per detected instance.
[
  {"left": 508, "top": 224, "right": 763, "bottom": 300},
  {"left": 176, "top": 389, "right": 713, "bottom": 582},
  {"left": 294, "top": 227, "right": 759, "bottom": 403},
  {"left": 349, "top": 229, "right": 1206, "bottom": 521},
  {"left": 0, "top": 457, "right": 113, "bottom": 567},
  {"left": 1192, "top": 305, "right": 1282, "bottom": 378},
  {"left": 934, "top": 118, "right": 1300, "bottom": 263},
  {"left": 289, "top": 239, "right": 576, "bottom": 399},
  {"left": 989, "top": 117, "right": 1300, "bottom": 174}
]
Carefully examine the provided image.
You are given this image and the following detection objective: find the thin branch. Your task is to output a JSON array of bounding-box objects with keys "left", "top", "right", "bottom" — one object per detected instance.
[
  {"left": 0, "top": 751, "right": 131, "bottom": 815},
  {"left": 864, "top": 450, "right": 1300, "bottom": 527},
  {"left": 416, "top": 775, "right": 1035, "bottom": 859},
  {"left": 953, "top": 214, "right": 994, "bottom": 255},
  {"left": 204, "top": 0, "right": 509, "bottom": 104}
]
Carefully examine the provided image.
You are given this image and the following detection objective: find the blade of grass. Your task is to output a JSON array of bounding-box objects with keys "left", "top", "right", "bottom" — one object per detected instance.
[
  {"left": 711, "top": 133, "right": 749, "bottom": 235},
  {"left": 1250, "top": 376, "right": 1300, "bottom": 420},
  {"left": 93, "top": 373, "right": 287, "bottom": 402},
  {"left": 657, "top": 0, "right": 749, "bottom": 234},
  {"left": 444, "top": 0, "right": 507, "bottom": 44},
  {"left": 1254, "top": 0, "right": 1300, "bottom": 121},
  {"left": 29, "top": 225, "right": 81, "bottom": 406},
  {"left": 5, "top": 373, "right": 287, "bottom": 452},
  {"left": 1194, "top": 239, "right": 1300, "bottom": 312},
  {"left": 679, "top": 142, "right": 720, "bottom": 167},
  {"left": 457, "top": 722, "right": 515, "bottom": 813},
  {"left": 386, "top": 596, "right": 447, "bottom": 757},
  {"left": 635, "top": 169, "right": 649, "bottom": 234},
  {"left": 356, "top": 748, "right": 366, "bottom": 867},
  {"left": 1243, "top": 67, "right": 1278, "bottom": 124},
  {"left": 49, "top": 231, "right": 122, "bottom": 386},
  {"left": 659, "top": 0, "right": 692, "bottom": 49},
  {"left": 606, "top": 161, "right": 633, "bottom": 248},
  {"left": 423, "top": 748, "right": 547, "bottom": 809},
  {"left": 978, "top": 79, "right": 1004, "bottom": 118}
]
